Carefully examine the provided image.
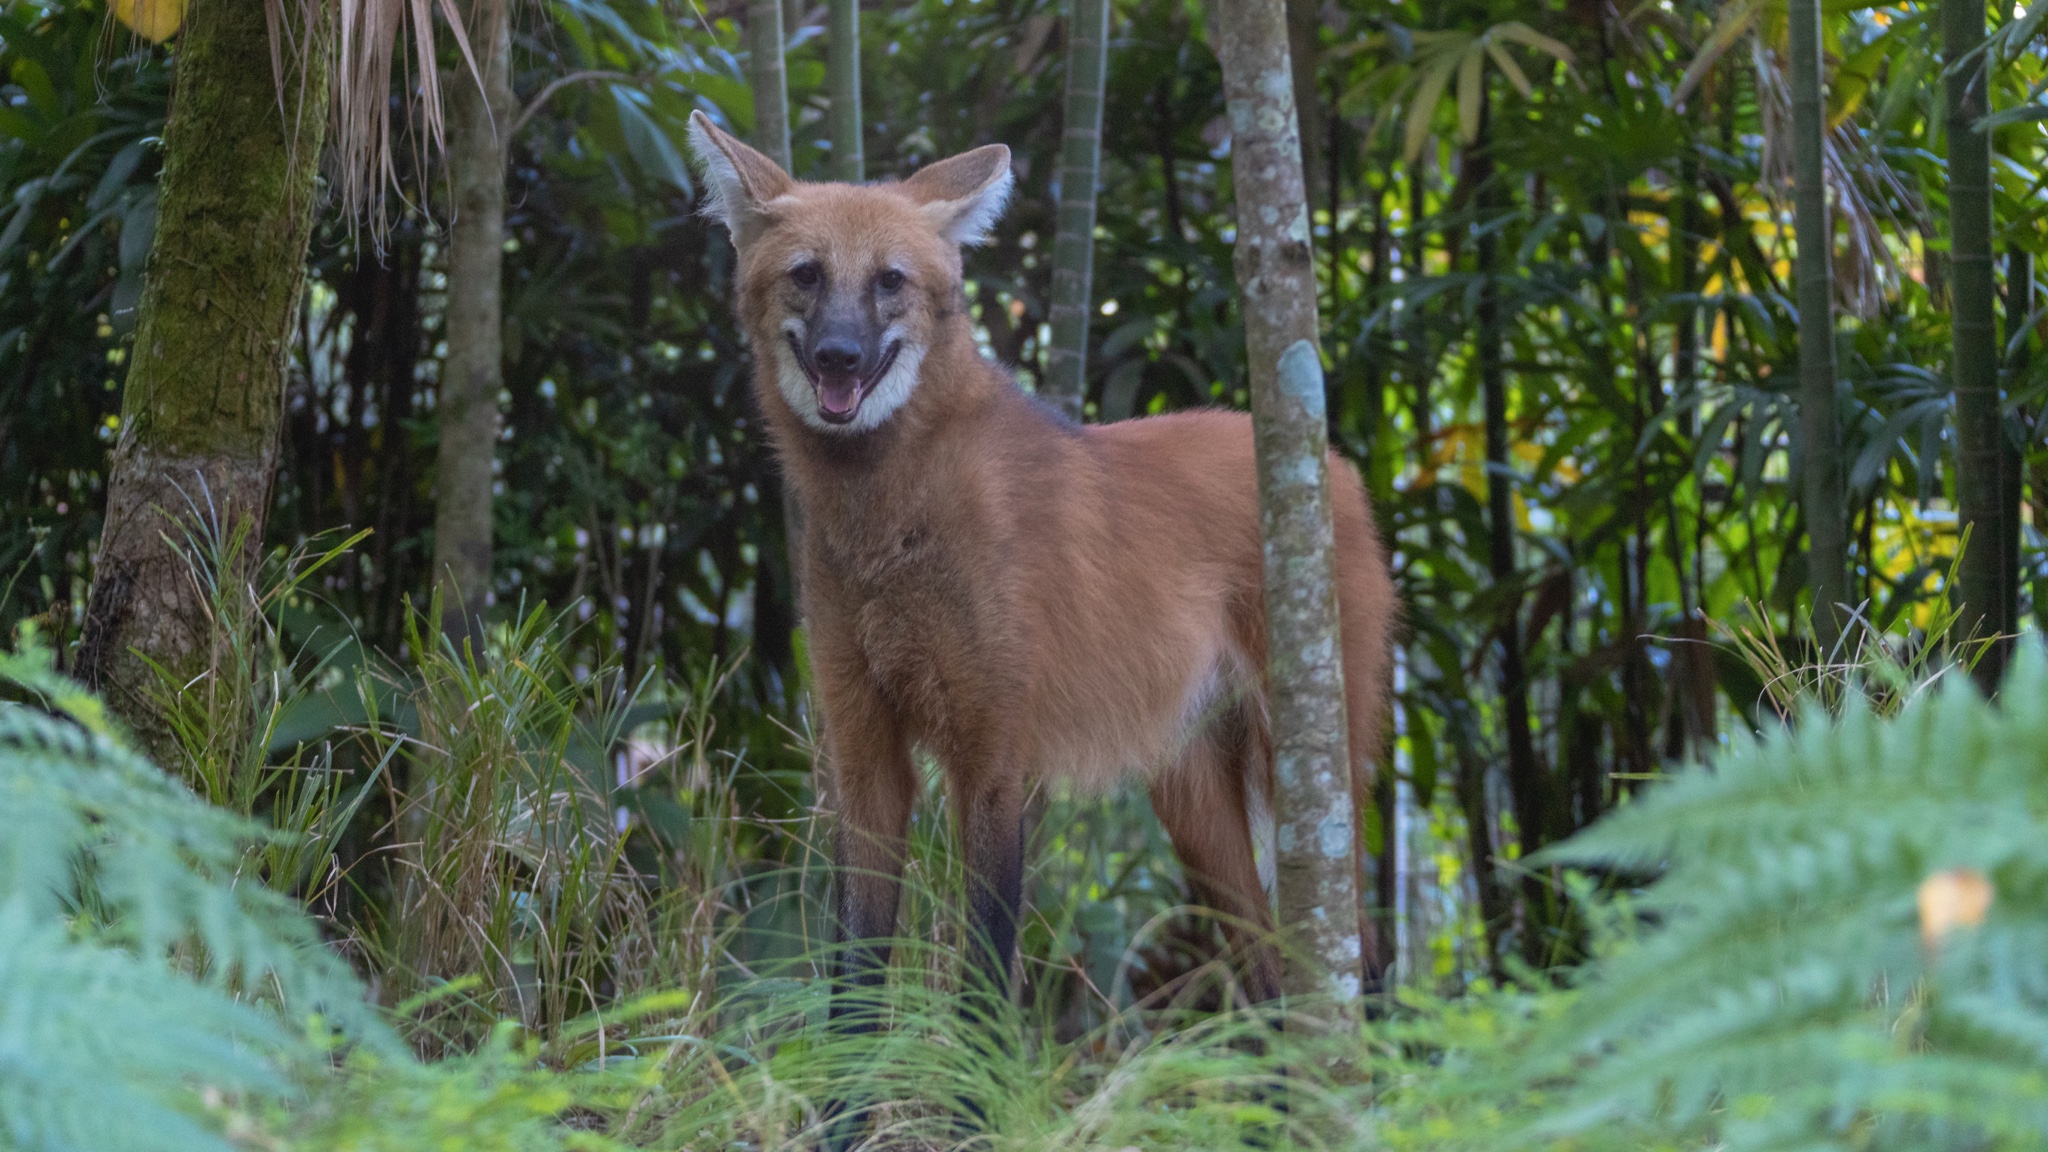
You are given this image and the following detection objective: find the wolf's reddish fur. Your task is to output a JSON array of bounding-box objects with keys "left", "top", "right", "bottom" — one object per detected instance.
[{"left": 686, "top": 113, "right": 1396, "bottom": 1007}]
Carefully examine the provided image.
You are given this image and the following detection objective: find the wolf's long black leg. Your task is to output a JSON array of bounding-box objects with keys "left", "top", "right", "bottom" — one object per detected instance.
[
  {"left": 937, "top": 772, "right": 1024, "bottom": 1136},
  {"left": 958, "top": 773, "right": 1025, "bottom": 1011},
  {"left": 815, "top": 707, "right": 915, "bottom": 1152},
  {"left": 820, "top": 858, "right": 903, "bottom": 1150}
]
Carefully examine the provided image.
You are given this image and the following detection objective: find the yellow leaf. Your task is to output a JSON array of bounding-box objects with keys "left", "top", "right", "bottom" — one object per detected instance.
[
  {"left": 1491, "top": 21, "right": 1578, "bottom": 68},
  {"left": 1486, "top": 42, "right": 1533, "bottom": 99},
  {"left": 1918, "top": 868, "right": 1993, "bottom": 948},
  {"left": 1828, "top": 33, "right": 1890, "bottom": 129},
  {"left": 112, "top": 0, "right": 185, "bottom": 42},
  {"left": 1456, "top": 48, "right": 1484, "bottom": 142},
  {"left": 1404, "top": 56, "right": 1458, "bottom": 163},
  {"left": 1672, "top": 0, "right": 1760, "bottom": 107}
]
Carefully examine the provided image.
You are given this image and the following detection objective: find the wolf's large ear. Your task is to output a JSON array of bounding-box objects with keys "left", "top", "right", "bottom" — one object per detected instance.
[
  {"left": 902, "top": 145, "right": 1013, "bottom": 247},
  {"left": 686, "top": 110, "right": 795, "bottom": 247}
]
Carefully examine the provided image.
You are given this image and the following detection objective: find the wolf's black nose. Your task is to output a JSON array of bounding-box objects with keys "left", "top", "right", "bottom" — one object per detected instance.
[{"left": 814, "top": 338, "right": 862, "bottom": 374}]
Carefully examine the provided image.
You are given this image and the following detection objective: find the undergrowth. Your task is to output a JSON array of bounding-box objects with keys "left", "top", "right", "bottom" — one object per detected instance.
[{"left": 5, "top": 521, "right": 2048, "bottom": 1150}]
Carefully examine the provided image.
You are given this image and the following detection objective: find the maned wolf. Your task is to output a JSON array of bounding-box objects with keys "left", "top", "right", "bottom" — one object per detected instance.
[{"left": 685, "top": 111, "right": 1395, "bottom": 1017}]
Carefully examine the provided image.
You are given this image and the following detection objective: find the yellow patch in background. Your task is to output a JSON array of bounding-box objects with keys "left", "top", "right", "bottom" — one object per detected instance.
[
  {"left": 112, "top": 0, "right": 185, "bottom": 43},
  {"left": 1918, "top": 867, "right": 1992, "bottom": 949}
]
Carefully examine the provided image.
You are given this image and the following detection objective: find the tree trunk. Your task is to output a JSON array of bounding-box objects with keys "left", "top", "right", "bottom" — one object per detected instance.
[
  {"left": 2007, "top": 246, "right": 2033, "bottom": 639},
  {"left": 75, "top": 0, "right": 330, "bottom": 761},
  {"left": 433, "top": 7, "right": 515, "bottom": 641},
  {"left": 1216, "top": 0, "right": 1363, "bottom": 1013},
  {"left": 1790, "top": 0, "right": 1847, "bottom": 654},
  {"left": 754, "top": 0, "right": 818, "bottom": 813},
  {"left": 1284, "top": 0, "right": 1324, "bottom": 217},
  {"left": 750, "top": 0, "right": 798, "bottom": 568},
  {"left": 1042, "top": 0, "right": 1110, "bottom": 419},
  {"left": 1945, "top": 0, "right": 2007, "bottom": 686},
  {"left": 750, "top": 0, "right": 793, "bottom": 171},
  {"left": 1406, "top": 162, "right": 1434, "bottom": 534},
  {"left": 1470, "top": 98, "right": 1543, "bottom": 962},
  {"left": 1365, "top": 161, "right": 1393, "bottom": 513},
  {"left": 1455, "top": 742, "right": 1510, "bottom": 978},
  {"left": 1672, "top": 152, "right": 1712, "bottom": 753},
  {"left": 828, "top": 0, "right": 862, "bottom": 181}
]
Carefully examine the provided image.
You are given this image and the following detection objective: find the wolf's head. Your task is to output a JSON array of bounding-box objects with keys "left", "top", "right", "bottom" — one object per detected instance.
[{"left": 686, "top": 111, "right": 1012, "bottom": 435}]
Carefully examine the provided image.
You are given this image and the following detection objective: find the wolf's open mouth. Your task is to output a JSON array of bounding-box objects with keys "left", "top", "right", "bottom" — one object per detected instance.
[{"left": 787, "top": 333, "right": 902, "bottom": 425}]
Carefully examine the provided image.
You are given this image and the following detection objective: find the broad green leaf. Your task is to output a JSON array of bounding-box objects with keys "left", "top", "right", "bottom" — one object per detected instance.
[
  {"left": 610, "top": 84, "right": 693, "bottom": 193},
  {"left": 1490, "top": 21, "right": 1577, "bottom": 66}
]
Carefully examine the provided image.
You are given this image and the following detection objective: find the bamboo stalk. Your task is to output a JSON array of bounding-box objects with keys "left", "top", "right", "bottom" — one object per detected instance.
[
  {"left": 828, "top": 0, "right": 862, "bottom": 181},
  {"left": 1790, "top": 0, "right": 1847, "bottom": 654},
  {"left": 750, "top": 0, "right": 792, "bottom": 171},
  {"left": 1042, "top": 0, "right": 1110, "bottom": 419},
  {"left": 1946, "top": 0, "right": 2008, "bottom": 685}
]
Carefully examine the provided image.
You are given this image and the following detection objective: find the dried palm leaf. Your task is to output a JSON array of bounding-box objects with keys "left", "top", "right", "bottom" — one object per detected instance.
[
  {"left": 1751, "top": 41, "right": 1925, "bottom": 319},
  {"left": 257, "top": 0, "right": 501, "bottom": 231}
]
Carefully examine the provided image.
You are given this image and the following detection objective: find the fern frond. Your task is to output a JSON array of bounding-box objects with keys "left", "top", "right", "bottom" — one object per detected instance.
[
  {"left": 0, "top": 698, "right": 381, "bottom": 1039},
  {"left": 0, "top": 636, "right": 400, "bottom": 1151},
  {"left": 0, "top": 899, "right": 285, "bottom": 1152},
  {"left": 1528, "top": 639, "right": 2048, "bottom": 1148}
]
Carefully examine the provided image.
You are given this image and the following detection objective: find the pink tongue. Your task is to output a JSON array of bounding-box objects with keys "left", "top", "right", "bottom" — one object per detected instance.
[{"left": 818, "top": 375, "right": 861, "bottom": 417}]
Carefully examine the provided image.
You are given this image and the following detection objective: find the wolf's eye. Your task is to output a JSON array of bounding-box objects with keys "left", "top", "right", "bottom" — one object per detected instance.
[
  {"left": 791, "top": 263, "right": 822, "bottom": 290},
  {"left": 876, "top": 269, "right": 906, "bottom": 293}
]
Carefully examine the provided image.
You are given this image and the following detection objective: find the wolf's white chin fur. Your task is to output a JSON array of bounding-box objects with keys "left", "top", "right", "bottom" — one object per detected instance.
[{"left": 774, "top": 318, "right": 924, "bottom": 435}]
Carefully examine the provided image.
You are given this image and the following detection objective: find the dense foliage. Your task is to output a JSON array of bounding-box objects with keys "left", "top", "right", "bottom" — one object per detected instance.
[
  {"left": 9, "top": 0, "right": 2048, "bottom": 971},
  {"left": 7, "top": 0, "right": 2048, "bottom": 1143}
]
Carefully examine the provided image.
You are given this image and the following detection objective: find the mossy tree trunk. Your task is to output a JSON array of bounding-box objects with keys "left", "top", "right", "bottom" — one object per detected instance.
[
  {"left": 828, "top": 0, "right": 862, "bottom": 182},
  {"left": 1216, "top": 0, "right": 1364, "bottom": 1016},
  {"left": 433, "top": 5, "right": 516, "bottom": 641},
  {"left": 1790, "top": 0, "right": 1847, "bottom": 655},
  {"left": 1944, "top": 0, "right": 2008, "bottom": 686},
  {"left": 76, "top": 0, "right": 330, "bottom": 760},
  {"left": 1042, "top": 0, "right": 1110, "bottom": 419}
]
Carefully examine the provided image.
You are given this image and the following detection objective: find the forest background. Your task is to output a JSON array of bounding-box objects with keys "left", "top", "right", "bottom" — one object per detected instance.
[{"left": 5, "top": 0, "right": 2048, "bottom": 1144}]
